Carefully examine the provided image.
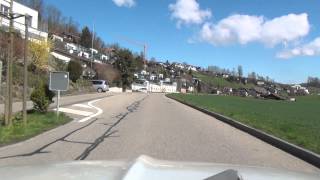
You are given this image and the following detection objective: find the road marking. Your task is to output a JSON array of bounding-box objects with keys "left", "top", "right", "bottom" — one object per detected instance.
[
  {"left": 78, "top": 98, "right": 104, "bottom": 123},
  {"left": 54, "top": 107, "right": 94, "bottom": 116},
  {"left": 72, "top": 104, "right": 94, "bottom": 109}
]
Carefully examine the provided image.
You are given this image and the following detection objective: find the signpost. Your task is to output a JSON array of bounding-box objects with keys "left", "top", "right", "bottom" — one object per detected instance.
[{"left": 49, "top": 72, "right": 69, "bottom": 115}]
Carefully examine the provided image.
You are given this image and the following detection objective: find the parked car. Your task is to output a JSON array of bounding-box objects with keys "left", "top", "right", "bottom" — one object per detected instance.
[{"left": 91, "top": 80, "right": 109, "bottom": 93}]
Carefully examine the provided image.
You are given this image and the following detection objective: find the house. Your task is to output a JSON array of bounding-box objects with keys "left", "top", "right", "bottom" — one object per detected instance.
[
  {"left": 89, "top": 48, "right": 98, "bottom": 54},
  {"left": 256, "top": 81, "right": 265, "bottom": 86},
  {"left": 66, "top": 43, "right": 78, "bottom": 51},
  {"left": 132, "top": 80, "right": 177, "bottom": 93},
  {"left": 0, "top": 0, "right": 48, "bottom": 41},
  {"left": 291, "top": 84, "right": 309, "bottom": 95},
  {"left": 51, "top": 34, "right": 63, "bottom": 42},
  {"left": 158, "top": 74, "right": 164, "bottom": 79},
  {"left": 150, "top": 74, "right": 157, "bottom": 81},
  {"left": 222, "top": 74, "right": 229, "bottom": 78},
  {"left": 223, "top": 87, "right": 233, "bottom": 95},
  {"left": 101, "top": 54, "right": 108, "bottom": 61},
  {"left": 50, "top": 51, "right": 70, "bottom": 63}
]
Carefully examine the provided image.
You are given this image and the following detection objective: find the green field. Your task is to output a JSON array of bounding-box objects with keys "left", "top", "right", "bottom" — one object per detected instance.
[
  {"left": 168, "top": 94, "right": 320, "bottom": 154},
  {"left": 193, "top": 72, "right": 255, "bottom": 89},
  {"left": 0, "top": 112, "right": 71, "bottom": 146}
]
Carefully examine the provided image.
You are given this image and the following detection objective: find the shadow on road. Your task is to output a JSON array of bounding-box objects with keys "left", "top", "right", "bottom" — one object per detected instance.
[{"left": 0, "top": 95, "right": 148, "bottom": 161}]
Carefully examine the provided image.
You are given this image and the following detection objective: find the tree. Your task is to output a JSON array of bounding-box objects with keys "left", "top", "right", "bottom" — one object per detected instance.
[
  {"left": 29, "top": 40, "right": 52, "bottom": 73},
  {"left": 132, "top": 55, "right": 144, "bottom": 72},
  {"left": 237, "top": 65, "right": 243, "bottom": 78},
  {"left": 94, "top": 63, "right": 120, "bottom": 84},
  {"left": 67, "top": 60, "right": 83, "bottom": 82},
  {"left": 80, "top": 26, "right": 92, "bottom": 48},
  {"left": 45, "top": 5, "right": 62, "bottom": 33},
  {"left": 114, "top": 49, "right": 135, "bottom": 91},
  {"left": 30, "top": 81, "right": 53, "bottom": 113}
]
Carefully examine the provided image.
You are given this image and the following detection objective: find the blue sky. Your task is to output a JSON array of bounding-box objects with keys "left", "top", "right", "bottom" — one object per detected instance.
[{"left": 44, "top": 0, "right": 320, "bottom": 83}]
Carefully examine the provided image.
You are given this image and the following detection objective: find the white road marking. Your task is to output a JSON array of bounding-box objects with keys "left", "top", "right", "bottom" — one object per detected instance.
[
  {"left": 72, "top": 104, "right": 94, "bottom": 109},
  {"left": 78, "top": 98, "right": 104, "bottom": 123},
  {"left": 54, "top": 107, "right": 94, "bottom": 116}
]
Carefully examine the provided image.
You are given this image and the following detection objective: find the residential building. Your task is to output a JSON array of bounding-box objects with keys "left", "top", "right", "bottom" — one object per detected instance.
[
  {"left": 0, "top": 0, "right": 48, "bottom": 41},
  {"left": 132, "top": 80, "right": 177, "bottom": 93}
]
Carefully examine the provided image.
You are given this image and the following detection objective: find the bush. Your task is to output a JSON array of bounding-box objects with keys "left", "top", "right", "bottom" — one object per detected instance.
[
  {"left": 30, "top": 82, "right": 53, "bottom": 113},
  {"left": 67, "top": 60, "right": 83, "bottom": 82}
]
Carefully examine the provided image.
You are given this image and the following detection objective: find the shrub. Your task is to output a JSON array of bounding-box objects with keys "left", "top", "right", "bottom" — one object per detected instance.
[
  {"left": 67, "top": 60, "right": 83, "bottom": 82},
  {"left": 30, "top": 82, "right": 53, "bottom": 113}
]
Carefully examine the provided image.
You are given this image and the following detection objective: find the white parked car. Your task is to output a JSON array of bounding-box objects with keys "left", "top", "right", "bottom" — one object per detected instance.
[{"left": 91, "top": 80, "right": 109, "bottom": 93}]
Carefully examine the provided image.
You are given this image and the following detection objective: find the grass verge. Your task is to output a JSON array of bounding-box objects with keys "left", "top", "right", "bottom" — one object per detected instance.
[
  {"left": 168, "top": 93, "right": 320, "bottom": 154},
  {"left": 0, "top": 111, "right": 72, "bottom": 146}
]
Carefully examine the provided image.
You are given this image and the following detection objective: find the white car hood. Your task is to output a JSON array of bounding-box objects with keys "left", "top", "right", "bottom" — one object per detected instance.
[{"left": 0, "top": 155, "right": 319, "bottom": 180}]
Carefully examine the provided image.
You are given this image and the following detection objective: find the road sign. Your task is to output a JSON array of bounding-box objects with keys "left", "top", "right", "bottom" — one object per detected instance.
[
  {"left": 49, "top": 71, "right": 69, "bottom": 91},
  {"left": 49, "top": 71, "right": 69, "bottom": 116}
]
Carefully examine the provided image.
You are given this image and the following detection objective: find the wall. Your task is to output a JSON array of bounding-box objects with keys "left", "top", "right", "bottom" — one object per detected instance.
[{"left": 0, "top": 0, "right": 47, "bottom": 40}]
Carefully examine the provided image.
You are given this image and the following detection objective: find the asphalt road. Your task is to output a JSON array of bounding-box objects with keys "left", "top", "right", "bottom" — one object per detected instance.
[{"left": 0, "top": 93, "right": 318, "bottom": 173}]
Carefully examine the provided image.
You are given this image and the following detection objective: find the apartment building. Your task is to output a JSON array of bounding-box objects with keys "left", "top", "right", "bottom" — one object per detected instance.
[{"left": 0, "top": 0, "right": 47, "bottom": 41}]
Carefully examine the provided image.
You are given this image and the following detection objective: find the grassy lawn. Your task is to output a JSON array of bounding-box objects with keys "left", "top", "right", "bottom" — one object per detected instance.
[
  {"left": 0, "top": 112, "right": 71, "bottom": 146},
  {"left": 168, "top": 93, "right": 320, "bottom": 154},
  {"left": 193, "top": 72, "right": 255, "bottom": 89}
]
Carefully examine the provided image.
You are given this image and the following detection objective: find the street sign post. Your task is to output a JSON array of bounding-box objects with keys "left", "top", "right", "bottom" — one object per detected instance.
[{"left": 49, "top": 72, "right": 69, "bottom": 115}]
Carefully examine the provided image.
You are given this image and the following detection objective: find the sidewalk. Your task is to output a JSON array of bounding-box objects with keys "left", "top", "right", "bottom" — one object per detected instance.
[{"left": 0, "top": 92, "right": 113, "bottom": 114}]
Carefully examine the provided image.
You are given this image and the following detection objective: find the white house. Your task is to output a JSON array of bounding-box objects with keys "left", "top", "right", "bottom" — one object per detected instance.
[
  {"left": 89, "top": 48, "right": 98, "bottom": 54},
  {"left": 51, "top": 34, "right": 63, "bottom": 42},
  {"left": 50, "top": 51, "right": 70, "bottom": 63},
  {"left": 292, "top": 84, "right": 309, "bottom": 94},
  {"left": 132, "top": 80, "right": 177, "bottom": 93},
  {"left": 150, "top": 74, "right": 157, "bottom": 81},
  {"left": 0, "top": 0, "right": 48, "bottom": 41},
  {"left": 187, "top": 66, "right": 197, "bottom": 71},
  {"left": 66, "top": 43, "right": 78, "bottom": 51},
  {"left": 257, "top": 81, "right": 265, "bottom": 86},
  {"left": 101, "top": 54, "right": 108, "bottom": 61}
]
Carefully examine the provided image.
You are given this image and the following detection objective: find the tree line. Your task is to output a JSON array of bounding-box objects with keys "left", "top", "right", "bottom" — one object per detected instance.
[{"left": 17, "top": 0, "right": 107, "bottom": 52}]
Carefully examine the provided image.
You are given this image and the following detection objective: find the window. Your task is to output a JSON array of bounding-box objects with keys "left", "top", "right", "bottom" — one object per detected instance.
[
  {"left": 27, "top": 16, "right": 32, "bottom": 27},
  {"left": 1, "top": 4, "right": 9, "bottom": 16},
  {"left": 92, "top": 81, "right": 103, "bottom": 85}
]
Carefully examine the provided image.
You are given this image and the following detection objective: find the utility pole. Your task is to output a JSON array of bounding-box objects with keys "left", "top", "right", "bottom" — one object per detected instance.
[
  {"left": 0, "top": 61, "right": 2, "bottom": 94},
  {"left": 22, "top": 15, "right": 29, "bottom": 125},
  {"left": 5, "top": 0, "right": 14, "bottom": 126},
  {"left": 90, "top": 23, "right": 94, "bottom": 77}
]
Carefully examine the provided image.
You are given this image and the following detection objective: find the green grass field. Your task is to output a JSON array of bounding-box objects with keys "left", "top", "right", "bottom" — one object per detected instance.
[
  {"left": 168, "top": 93, "right": 320, "bottom": 154},
  {"left": 193, "top": 72, "right": 255, "bottom": 89},
  {"left": 0, "top": 112, "right": 71, "bottom": 146}
]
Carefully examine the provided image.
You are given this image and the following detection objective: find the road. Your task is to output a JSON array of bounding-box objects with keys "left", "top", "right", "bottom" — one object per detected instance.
[
  {"left": 0, "top": 92, "right": 109, "bottom": 114},
  {"left": 0, "top": 93, "right": 318, "bottom": 173}
]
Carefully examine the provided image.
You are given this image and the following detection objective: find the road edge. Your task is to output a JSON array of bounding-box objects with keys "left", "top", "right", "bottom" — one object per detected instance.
[{"left": 166, "top": 94, "right": 320, "bottom": 169}]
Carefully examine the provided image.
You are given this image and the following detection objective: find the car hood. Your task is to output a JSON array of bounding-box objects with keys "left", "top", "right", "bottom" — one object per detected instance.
[{"left": 0, "top": 155, "right": 319, "bottom": 180}]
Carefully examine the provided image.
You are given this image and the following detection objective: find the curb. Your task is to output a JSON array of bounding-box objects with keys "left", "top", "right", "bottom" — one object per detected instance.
[{"left": 166, "top": 95, "right": 320, "bottom": 169}]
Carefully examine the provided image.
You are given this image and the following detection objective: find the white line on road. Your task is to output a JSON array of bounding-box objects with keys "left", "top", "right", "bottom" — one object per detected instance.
[
  {"left": 72, "top": 104, "right": 94, "bottom": 109},
  {"left": 78, "top": 98, "right": 104, "bottom": 123},
  {"left": 54, "top": 108, "right": 94, "bottom": 116}
]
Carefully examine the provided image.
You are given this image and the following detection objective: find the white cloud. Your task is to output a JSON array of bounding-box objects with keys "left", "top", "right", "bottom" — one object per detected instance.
[
  {"left": 112, "top": 0, "right": 135, "bottom": 8},
  {"left": 199, "top": 13, "right": 310, "bottom": 47},
  {"left": 277, "top": 37, "right": 320, "bottom": 59},
  {"left": 169, "top": 0, "right": 212, "bottom": 27}
]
